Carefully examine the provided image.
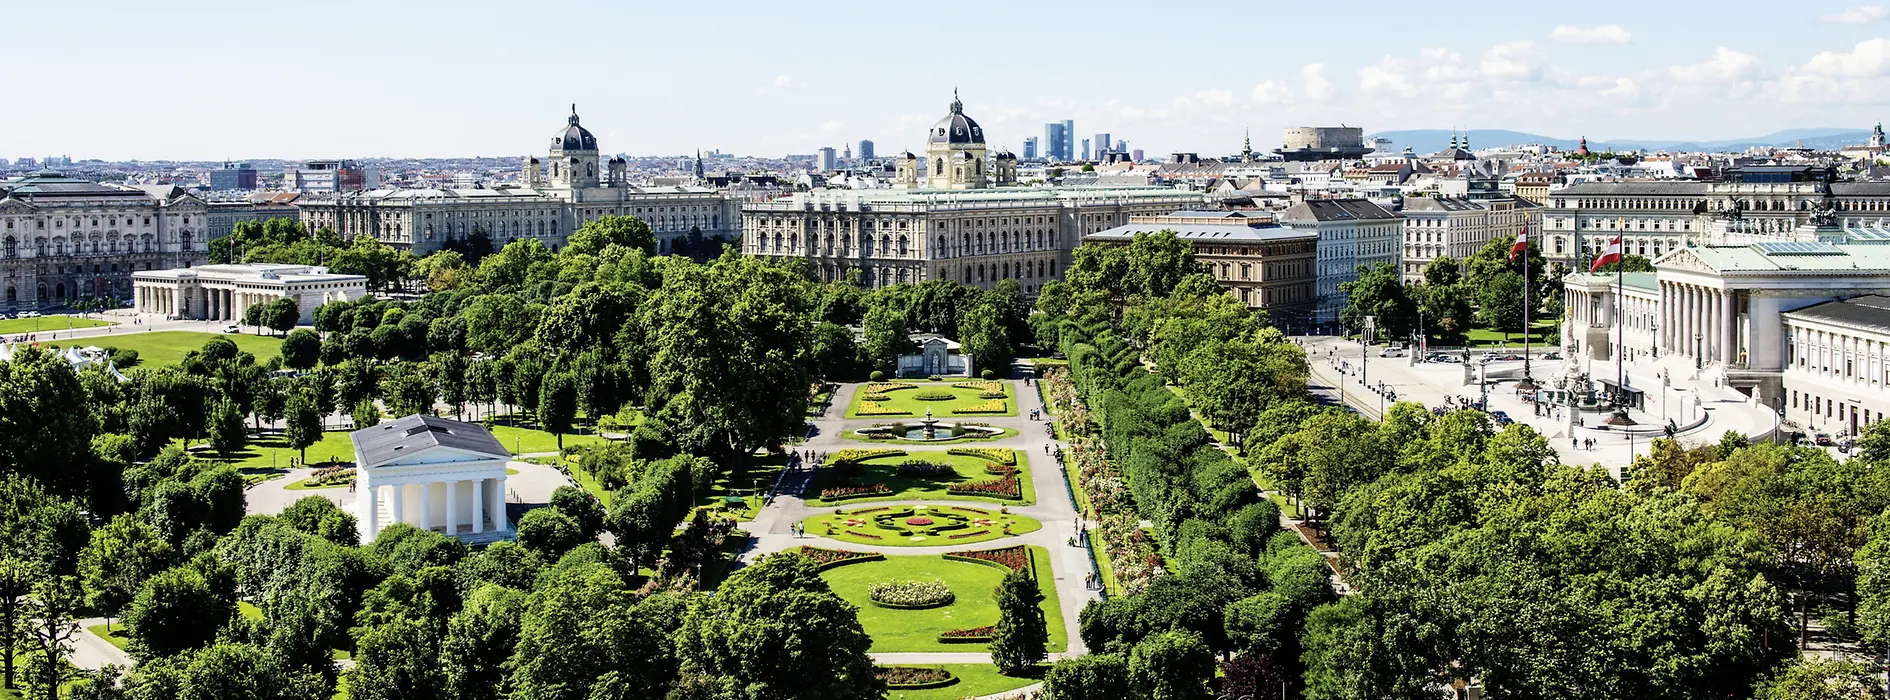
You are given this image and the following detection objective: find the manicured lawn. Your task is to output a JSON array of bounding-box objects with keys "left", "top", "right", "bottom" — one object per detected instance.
[
  {"left": 811, "top": 449, "right": 1034, "bottom": 507},
  {"left": 86, "top": 623, "right": 130, "bottom": 650},
  {"left": 239, "top": 601, "right": 263, "bottom": 621},
  {"left": 841, "top": 426, "right": 1019, "bottom": 445},
  {"left": 802, "top": 504, "right": 1041, "bottom": 546},
  {"left": 201, "top": 431, "right": 356, "bottom": 469},
  {"left": 486, "top": 424, "right": 602, "bottom": 455},
  {"left": 0, "top": 315, "right": 113, "bottom": 334},
  {"left": 49, "top": 330, "right": 281, "bottom": 366},
  {"left": 884, "top": 664, "right": 1043, "bottom": 700},
  {"left": 821, "top": 546, "right": 1066, "bottom": 653},
  {"left": 847, "top": 380, "right": 1017, "bottom": 418},
  {"left": 688, "top": 454, "right": 785, "bottom": 522},
  {"left": 285, "top": 476, "right": 350, "bottom": 491},
  {"left": 1460, "top": 319, "right": 1559, "bottom": 348}
]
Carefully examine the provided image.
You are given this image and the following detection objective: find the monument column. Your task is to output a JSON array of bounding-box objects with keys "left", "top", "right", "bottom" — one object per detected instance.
[
  {"left": 390, "top": 483, "right": 405, "bottom": 529},
  {"left": 417, "top": 483, "right": 431, "bottom": 531},
  {"left": 364, "top": 483, "right": 379, "bottom": 539}
]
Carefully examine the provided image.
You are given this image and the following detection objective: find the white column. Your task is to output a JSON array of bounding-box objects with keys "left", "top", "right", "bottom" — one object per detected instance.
[
  {"left": 417, "top": 483, "right": 431, "bottom": 531},
  {"left": 489, "top": 477, "right": 505, "bottom": 531},
  {"left": 391, "top": 483, "right": 405, "bottom": 528},
  {"left": 445, "top": 480, "right": 458, "bottom": 536},
  {"left": 1722, "top": 290, "right": 1736, "bottom": 365},
  {"left": 365, "top": 482, "right": 379, "bottom": 539},
  {"left": 471, "top": 480, "right": 485, "bottom": 534}
]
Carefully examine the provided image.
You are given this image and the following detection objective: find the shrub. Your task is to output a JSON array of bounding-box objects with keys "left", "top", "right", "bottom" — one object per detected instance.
[
  {"left": 949, "top": 475, "right": 1022, "bottom": 500},
  {"left": 980, "top": 369, "right": 996, "bottom": 379},
  {"left": 870, "top": 370, "right": 886, "bottom": 381},
  {"left": 876, "top": 666, "right": 956, "bottom": 689},
  {"left": 869, "top": 579, "right": 955, "bottom": 609},
  {"left": 821, "top": 484, "right": 893, "bottom": 501},
  {"left": 896, "top": 460, "right": 955, "bottom": 477},
  {"left": 797, "top": 546, "right": 884, "bottom": 570},
  {"left": 913, "top": 390, "right": 956, "bottom": 401},
  {"left": 948, "top": 448, "right": 1016, "bottom": 464},
  {"left": 928, "top": 375, "right": 944, "bottom": 381},
  {"left": 938, "top": 626, "right": 996, "bottom": 643},
  {"left": 953, "top": 399, "right": 1008, "bottom": 415},
  {"left": 946, "top": 545, "right": 1033, "bottom": 575}
]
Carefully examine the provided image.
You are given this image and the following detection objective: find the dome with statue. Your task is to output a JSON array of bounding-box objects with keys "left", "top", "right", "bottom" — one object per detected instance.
[
  {"left": 553, "top": 104, "right": 597, "bottom": 152},
  {"left": 928, "top": 91, "right": 985, "bottom": 145}
]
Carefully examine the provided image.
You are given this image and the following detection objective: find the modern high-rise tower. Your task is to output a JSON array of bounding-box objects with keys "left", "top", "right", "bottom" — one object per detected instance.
[
  {"left": 1022, "top": 137, "right": 1039, "bottom": 160},
  {"left": 859, "top": 139, "right": 875, "bottom": 161}
]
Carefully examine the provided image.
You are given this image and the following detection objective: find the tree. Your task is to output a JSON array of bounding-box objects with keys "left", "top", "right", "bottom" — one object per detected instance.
[
  {"left": 1127, "top": 630, "right": 1213, "bottom": 700},
  {"left": 1042, "top": 653, "right": 1130, "bottom": 700},
  {"left": 0, "top": 345, "right": 98, "bottom": 497},
  {"left": 1338, "top": 263, "right": 1416, "bottom": 339},
  {"left": 284, "top": 392, "right": 324, "bottom": 464},
  {"left": 0, "top": 557, "right": 33, "bottom": 691},
  {"left": 24, "top": 576, "right": 82, "bottom": 700},
  {"left": 1753, "top": 659, "right": 1886, "bottom": 700},
  {"left": 549, "top": 487, "right": 604, "bottom": 541},
  {"left": 507, "top": 564, "right": 680, "bottom": 700},
  {"left": 809, "top": 322, "right": 860, "bottom": 381},
  {"left": 514, "top": 508, "right": 585, "bottom": 560},
  {"left": 265, "top": 298, "right": 300, "bottom": 336},
  {"left": 861, "top": 303, "right": 914, "bottom": 370},
  {"left": 280, "top": 330, "right": 321, "bottom": 370},
  {"left": 537, "top": 372, "right": 578, "bottom": 450},
  {"left": 353, "top": 400, "right": 381, "bottom": 429},
  {"left": 441, "top": 584, "right": 526, "bottom": 700},
  {"left": 989, "top": 570, "right": 1048, "bottom": 674},
  {"left": 567, "top": 215, "right": 657, "bottom": 257},
  {"left": 208, "top": 400, "right": 246, "bottom": 458},
  {"left": 172, "top": 640, "right": 315, "bottom": 700},
  {"left": 123, "top": 567, "right": 232, "bottom": 661},
  {"left": 959, "top": 303, "right": 1014, "bottom": 377},
  {"left": 673, "top": 552, "right": 881, "bottom": 699},
  {"left": 79, "top": 515, "right": 173, "bottom": 627},
  {"left": 1474, "top": 271, "right": 1527, "bottom": 337},
  {"left": 346, "top": 617, "right": 446, "bottom": 700}
]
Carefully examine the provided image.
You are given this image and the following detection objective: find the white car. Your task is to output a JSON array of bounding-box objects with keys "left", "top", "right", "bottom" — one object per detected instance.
[
  {"left": 222, "top": 324, "right": 242, "bottom": 334},
  {"left": 1379, "top": 344, "right": 1405, "bottom": 358}
]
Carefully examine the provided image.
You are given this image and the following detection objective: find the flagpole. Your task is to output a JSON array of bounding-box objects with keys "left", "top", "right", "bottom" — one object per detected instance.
[
  {"left": 1518, "top": 227, "right": 1536, "bottom": 391},
  {"left": 1608, "top": 219, "right": 1633, "bottom": 426}
]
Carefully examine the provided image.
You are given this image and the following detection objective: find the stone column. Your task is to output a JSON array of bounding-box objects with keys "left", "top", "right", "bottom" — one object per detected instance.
[
  {"left": 417, "top": 483, "right": 431, "bottom": 532},
  {"left": 472, "top": 479, "right": 484, "bottom": 534},
  {"left": 391, "top": 483, "right": 405, "bottom": 529},
  {"left": 489, "top": 477, "right": 505, "bottom": 531},
  {"left": 1722, "top": 290, "right": 1737, "bottom": 365},
  {"left": 444, "top": 481, "right": 458, "bottom": 536},
  {"left": 365, "top": 483, "right": 379, "bottom": 540}
]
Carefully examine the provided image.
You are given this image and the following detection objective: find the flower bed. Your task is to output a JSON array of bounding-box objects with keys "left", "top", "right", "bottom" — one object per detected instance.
[
  {"left": 797, "top": 546, "right": 885, "bottom": 570},
  {"left": 875, "top": 666, "right": 957, "bottom": 690},
  {"left": 845, "top": 530, "right": 885, "bottom": 540},
  {"left": 857, "top": 401, "right": 910, "bottom": 416},
  {"left": 895, "top": 459, "right": 955, "bottom": 477},
  {"left": 845, "top": 506, "right": 891, "bottom": 515},
  {"left": 834, "top": 448, "right": 905, "bottom": 464},
  {"left": 821, "top": 484, "right": 893, "bottom": 501},
  {"left": 300, "top": 466, "right": 355, "bottom": 488},
  {"left": 947, "top": 447, "right": 1016, "bottom": 464},
  {"left": 869, "top": 579, "right": 955, "bottom": 609},
  {"left": 912, "top": 390, "right": 957, "bottom": 401},
  {"left": 861, "top": 393, "right": 891, "bottom": 401},
  {"left": 951, "top": 506, "right": 990, "bottom": 515},
  {"left": 905, "top": 517, "right": 934, "bottom": 526},
  {"left": 945, "top": 544, "right": 1033, "bottom": 577},
  {"left": 948, "top": 475, "right": 1022, "bottom": 500},
  {"left": 938, "top": 626, "right": 995, "bottom": 643},
  {"left": 946, "top": 529, "right": 992, "bottom": 539},
  {"left": 983, "top": 463, "right": 1019, "bottom": 476},
  {"left": 952, "top": 399, "right": 1008, "bottom": 414},
  {"left": 863, "top": 382, "right": 914, "bottom": 394},
  {"left": 952, "top": 381, "right": 1004, "bottom": 393}
]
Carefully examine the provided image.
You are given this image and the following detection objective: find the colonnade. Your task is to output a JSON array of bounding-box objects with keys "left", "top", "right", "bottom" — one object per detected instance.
[
  {"left": 363, "top": 477, "right": 505, "bottom": 538},
  {"left": 1659, "top": 281, "right": 1740, "bottom": 366},
  {"left": 133, "top": 284, "right": 281, "bottom": 321}
]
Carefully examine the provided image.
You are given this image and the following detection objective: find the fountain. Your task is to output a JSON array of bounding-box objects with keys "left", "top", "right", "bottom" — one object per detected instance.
[
  {"left": 853, "top": 407, "right": 1006, "bottom": 442},
  {"left": 922, "top": 408, "right": 938, "bottom": 440}
]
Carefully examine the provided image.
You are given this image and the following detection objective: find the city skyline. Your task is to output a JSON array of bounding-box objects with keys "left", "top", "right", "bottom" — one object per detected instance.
[{"left": 11, "top": 1, "right": 1890, "bottom": 160}]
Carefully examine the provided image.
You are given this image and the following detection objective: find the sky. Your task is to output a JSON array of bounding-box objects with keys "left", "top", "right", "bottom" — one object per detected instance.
[{"left": 11, "top": 0, "right": 1890, "bottom": 161}]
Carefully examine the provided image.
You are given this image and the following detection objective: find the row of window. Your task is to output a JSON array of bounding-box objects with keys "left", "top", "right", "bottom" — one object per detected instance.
[{"left": 4, "top": 214, "right": 185, "bottom": 230}]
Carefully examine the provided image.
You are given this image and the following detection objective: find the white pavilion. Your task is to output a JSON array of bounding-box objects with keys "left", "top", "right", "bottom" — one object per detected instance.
[{"left": 350, "top": 414, "right": 513, "bottom": 544}]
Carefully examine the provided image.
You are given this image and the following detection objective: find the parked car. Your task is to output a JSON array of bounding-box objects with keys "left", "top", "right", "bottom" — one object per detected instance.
[
  {"left": 1380, "top": 343, "right": 1406, "bottom": 358},
  {"left": 1429, "top": 353, "right": 1462, "bottom": 363},
  {"left": 1489, "top": 410, "right": 1514, "bottom": 426},
  {"left": 1543, "top": 351, "right": 1563, "bottom": 360},
  {"left": 222, "top": 324, "right": 242, "bottom": 334},
  {"left": 1816, "top": 433, "right": 1834, "bottom": 446}
]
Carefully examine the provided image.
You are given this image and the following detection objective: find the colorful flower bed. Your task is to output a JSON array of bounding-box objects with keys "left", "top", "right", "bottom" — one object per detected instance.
[
  {"left": 1099, "top": 513, "right": 1162, "bottom": 596},
  {"left": 952, "top": 380, "right": 1005, "bottom": 393},
  {"left": 875, "top": 666, "right": 956, "bottom": 690},
  {"left": 905, "top": 517, "right": 934, "bottom": 526},
  {"left": 869, "top": 579, "right": 955, "bottom": 609},
  {"left": 948, "top": 475, "right": 1021, "bottom": 500},
  {"left": 834, "top": 448, "right": 905, "bottom": 464},
  {"left": 937, "top": 625, "right": 995, "bottom": 643},
  {"left": 983, "top": 463, "right": 1018, "bottom": 476},
  {"left": 300, "top": 466, "right": 355, "bottom": 488},
  {"left": 952, "top": 399, "right": 1008, "bottom": 414},
  {"left": 857, "top": 401, "right": 909, "bottom": 416},
  {"left": 895, "top": 459, "right": 955, "bottom": 477},
  {"left": 913, "top": 390, "right": 957, "bottom": 401},
  {"left": 846, "top": 530, "right": 885, "bottom": 540},
  {"left": 947, "top": 529, "right": 993, "bottom": 539},
  {"left": 821, "top": 484, "right": 893, "bottom": 501},
  {"left": 863, "top": 382, "right": 915, "bottom": 394},
  {"left": 951, "top": 506, "right": 990, "bottom": 515},
  {"left": 947, "top": 447, "right": 1016, "bottom": 464},
  {"left": 945, "top": 544, "right": 1033, "bottom": 576},
  {"left": 798, "top": 546, "right": 885, "bottom": 570},
  {"left": 861, "top": 393, "right": 891, "bottom": 401}
]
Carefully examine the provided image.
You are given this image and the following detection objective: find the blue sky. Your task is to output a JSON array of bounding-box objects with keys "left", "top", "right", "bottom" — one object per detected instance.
[{"left": 10, "top": 0, "right": 1890, "bottom": 160}]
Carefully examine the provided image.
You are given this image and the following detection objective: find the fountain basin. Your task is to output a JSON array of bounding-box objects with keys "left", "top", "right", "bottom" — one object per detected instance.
[{"left": 855, "top": 421, "right": 1005, "bottom": 442}]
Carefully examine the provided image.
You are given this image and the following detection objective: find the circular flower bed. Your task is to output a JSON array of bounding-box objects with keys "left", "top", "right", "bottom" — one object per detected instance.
[
  {"left": 869, "top": 579, "right": 955, "bottom": 609},
  {"left": 906, "top": 517, "right": 934, "bottom": 526},
  {"left": 913, "top": 390, "right": 956, "bottom": 401}
]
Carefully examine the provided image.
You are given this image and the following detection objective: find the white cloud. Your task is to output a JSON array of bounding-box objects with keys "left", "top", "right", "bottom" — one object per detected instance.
[
  {"left": 1359, "top": 57, "right": 1418, "bottom": 98},
  {"left": 1550, "top": 25, "right": 1633, "bottom": 44},
  {"left": 1667, "top": 47, "right": 1763, "bottom": 84},
  {"left": 1481, "top": 42, "right": 1542, "bottom": 80},
  {"left": 1825, "top": 5, "right": 1889, "bottom": 23},
  {"left": 1250, "top": 80, "right": 1292, "bottom": 104},
  {"left": 1193, "top": 88, "right": 1235, "bottom": 107},
  {"left": 1599, "top": 77, "right": 1640, "bottom": 97},
  {"left": 1301, "top": 63, "right": 1334, "bottom": 101},
  {"left": 774, "top": 74, "right": 797, "bottom": 88},
  {"left": 1801, "top": 37, "right": 1890, "bottom": 77}
]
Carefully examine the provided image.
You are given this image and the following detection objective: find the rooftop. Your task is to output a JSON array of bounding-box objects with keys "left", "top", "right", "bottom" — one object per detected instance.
[
  {"left": 1085, "top": 221, "right": 1315, "bottom": 245},
  {"left": 352, "top": 414, "right": 508, "bottom": 470},
  {"left": 1665, "top": 243, "right": 1890, "bottom": 273},
  {"left": 1280, "top": 198, "right": 1400, "bottom": 223}
]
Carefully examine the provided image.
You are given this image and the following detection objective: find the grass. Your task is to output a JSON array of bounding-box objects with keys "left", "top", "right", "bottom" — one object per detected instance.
[
  {"left": 1459, "top": 319, "right": 1560, "bottom": 349},
  {"left": 821, "top": 546, "right": 1066, "bottom": 653},
  {"left": 85, "top": 623, "right": 130, "bottom": 650},
  {"left": 811, "top": 450, "right": 1034, "bottom": 507},
  {"left": 0, "top": 315, "right": 114, "bottom": 334},
  {"left": 48, "top": 330, "right": 281, "bottom": 366},
  {"left": 199, "top": 431, "right": 356, "bottom": 469},
  {"left": 486, "top": 424, "right": 603, "bottom": 455},
  {"left": 840, "top": 426, "right": 1019, "bottom": 445},
  {"left": 847, "top": 380, "right": 1017, "bottom": 419},
  {"left": 688, "top": 454, "right": 785, "bottom": 522},
  {"left": 285, "top": 477, "right": 349, "bottom": 491},
  {"left": 802, "top": 504, "right": 1041, "bottom": 546},
  {"left": 884, "top": 664, "right": 1043, "bottom": 700}
]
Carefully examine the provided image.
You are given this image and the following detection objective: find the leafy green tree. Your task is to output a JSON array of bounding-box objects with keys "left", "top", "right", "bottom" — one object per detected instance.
[
  {"left": 284, "top": 392, "right": 324, "bottom": 463},
  {"left": 1474, "top": 271, "right": 1527, "bottom": 336},
  {"left": 861, "top": 303, "right": 914, "bottom": 370},
  {"left": 352, "top": 400, "right": 381, "bottom": 429},
  {"left": 549, "top": 486, "right": 604, "bottom": 541},
  {"left": 280, "top": 330, "right": 321, "bottom": 370},
  {"left": 1753, "top": 659, "right": 1886, "bottom": 700},
  {"left": 1124, "top": 230, "right": 1204, "bottom": 299},
  {"left": 207, "top": 400, "right": 246, "bottom": 457},
  {"left": 345, "top": 617, "right": 446, "bottom": 700},
  {"left": 566, "top": 215, "right": 657, "bottom": 256},
  {"left": 23, "top": 576, "right": 82, "bottom": 700},
  {"left": 673, "top": 552, "right": 880, "bottom": 699},
  {"left": 1338, "top": 262, "right": 1416, "bottom": 339},
  {"left": 431, "top": 352, "right": 468, "bottom": 418},
  {"left": 514, "top": 508, "right": 585, "bottom": 560},
  {"left": 989, "top": 570, "right": 1048, "bottom": 674},
  {"left": 1127, "top": 629, "right": 1213, "bottom": 700},
  {"left": 0, "top": 557, "right": 34, "bottom": 690},
  {"left": 959, "top": 302, "right": 1014, "bottom": 376},
  {"left": 79, "top": 515, "right": 173, "bottom": 626},
  {"left": 123, "top": 567, "right": 232, "bottom": 661},
  {"left": 1042, "top": 652, "right": 1130, "bottom": 700},
  {"left": 537, "top": 372, "right": 578, "bottom": 450},
  {"left": 507, "top": 565, "right": 680, "bottom": 700},
  {"left": 809, "top": 321, "right": 861, "bottom": 381},
  {"left": 441, "top": 584, "right": 526, "bottom": 700},
  {"left": 278, "top": 496, "right": 359, "bottom": 547},
  {"left": 172, "top": 640, "right": 316, "bottom": 700},
  {"left": 0, "top": 345, "right": 98, "bottom": 497},
  {"left": 264, "top": 298, "right": 300, "bottom": 336}
]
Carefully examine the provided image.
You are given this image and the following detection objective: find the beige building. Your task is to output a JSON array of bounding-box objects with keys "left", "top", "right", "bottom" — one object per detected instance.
[
  {"left": 0, "top": 172, "right": 208, "bottom": 312},
  {"left": 1085, "top": 211, "right": 1316, "bottom": 316},
  {"left": 1399, "top": 195, "right": 1540, "bottom": 283},
  {"left": 743, "top": 94, "right": 1201, "bottom": 295},
  {"left": 133, "top": 263, "right": 367, "bottom": 324},
  {"left": 297, "top": 107, "right": 740, "bottom": 255}
]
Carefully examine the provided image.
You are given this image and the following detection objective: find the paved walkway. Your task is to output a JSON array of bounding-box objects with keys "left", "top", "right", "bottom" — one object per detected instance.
[
  {"left": 745, "top": 376, "right": 1097, "bottom": 664},
  {"left": 69, "top": 617, "right": 133, "bottom": 671}
]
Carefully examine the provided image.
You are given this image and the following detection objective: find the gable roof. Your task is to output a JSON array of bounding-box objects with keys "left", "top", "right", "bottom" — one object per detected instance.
[
  {"left": 351, "top": 415, "right": 508, "bottom": 469},
  {"left": 1280, "top": 198, "right": 1400, "bottom": 223}
]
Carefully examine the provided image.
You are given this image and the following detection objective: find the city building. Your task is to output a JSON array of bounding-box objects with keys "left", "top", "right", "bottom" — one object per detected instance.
[
  {"left": 1093, "top": 133, "right": 1112, "bottom": 156},
  {"left": 1398, "top": 196, "right": 1541, "bottom": 283},
  {"left": 0, "top": 170, "right": 209, "bottom": 311},
  {"left": 818, "top": 147, "right": 837, "bottom": 173},
  {"left": 351, "top": 414, "right": 513, "bottom": 545},
  {"left": 297, "top": 107, "right": 740, "bottom": 255},
  {"left": 1081, "top": 138, "right": 1091, "bottom": 162},
  {"left": 744, "top": 95, "right": 1202, "bottom": 295},
  {"left": 286, "top": 160, "right": 378, "bottom": 193},
  {"left": 209, "top": 162, "right": 258, "bottom": 191},
  {"left": 1084, "top": 210, "right": 1316, "bottom": 316},
  {"left": 1022, "top": 137, "right": 1039, "bottom": 161},
  {"left": 132, "top": 262, "right": 366, "bottom": 323},
  {"left": 1275, "top": 127, "right": 1374, "bottom": 162},
  {"left": 1513, "top": 172, "right": 1554, "bottom": 204},
  {"left": 1278, "top": 198, "right": 1402, "bottom": 326},
  {"left": 205, "top": 194, "right": 301, "bottom": 240},
  {"left": 859, "top": 139, "right": 876, "bottom": 161}
]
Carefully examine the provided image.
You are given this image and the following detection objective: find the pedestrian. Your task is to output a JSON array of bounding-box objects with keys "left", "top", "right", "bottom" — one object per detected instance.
[{"left": 1572, "top": 438, "right": 1578, "bottom": 450}]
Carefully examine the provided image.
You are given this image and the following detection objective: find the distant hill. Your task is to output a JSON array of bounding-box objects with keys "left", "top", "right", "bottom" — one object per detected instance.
[{"left": 1369, "top": 128, "right": 1875, "bottom": 154}]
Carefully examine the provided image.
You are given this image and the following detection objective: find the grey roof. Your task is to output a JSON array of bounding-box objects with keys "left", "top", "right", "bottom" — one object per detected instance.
[
  {"left": 553, "top": 108, "right": 597, "bottom": 152},
  {"left": 1164, "top": 210, "right": 1259, "bottom": 219},
  {"left": 0, "top": 171, "right": 155, "bottom": 198},
  {"left": 1784, "top": 295, "right": 1890, "bottom": 335},
  {"left": 1280, "top": 198, "right": 1400, "bottom": 223},
  {"left": 1402, "top": 196, "right": 1482, "bottom": 212},
  {"left": 1551, "top": 182, "right": 1711, "bottom": 196},
  {"left": 1085, "top": 222, "right": 1315, "bottom": 244},
  {"left": 351, "top": 415, "right": 508, "bottom": 469},
  {"left": 928, "top": 93, "right": 985, "bottom": 145}
]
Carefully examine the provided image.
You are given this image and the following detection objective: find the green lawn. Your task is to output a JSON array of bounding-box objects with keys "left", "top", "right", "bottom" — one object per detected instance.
[
  {"left": 201, "top": 431, "right": 356, "bottom": 469},
  {"left": 1459, "top": 319, "right": 1559, "bottom": 348},
  {"left": 49, "top": 330, "right": 281, "bottom": 366},
  {"left": 0, "top": 315, "right": 114, "bottom": 334},
  {"left": 822, "top": 546, "right": 1066, "bottom": 653},
  {"left": 486, "top": 424, "right": 602, "bottom": 455},
  {"left": 848, "top": 380, "right": 1017, "bottom": 418},
  {"left": 802, "top": 504, "right": 1041, "bottom": 546},
  {"left": 884, "top": 664, "right": 1042, "bottom": 700},
  {"left": 840, "top": 426, "right": 1019, "bottom": 445},
  {"left": 811, "top": 450, "right": 1034, "bottom": 507},
  {"left": 85, "top": 623, "right": 130, "bottom": 650}
]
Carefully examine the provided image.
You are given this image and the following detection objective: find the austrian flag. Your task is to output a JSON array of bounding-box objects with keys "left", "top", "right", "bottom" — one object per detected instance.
[
  {"left": 1589, "top": 234, "right": 1624, "bottom": 272},
  {"left": 1508, "top": 227, "right": 1528, "bottom": 262}
]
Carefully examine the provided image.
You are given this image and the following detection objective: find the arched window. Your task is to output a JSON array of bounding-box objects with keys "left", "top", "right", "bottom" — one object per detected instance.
[
  {"left": 934, "top": 160, "right": 943, "bottom": 176},
  {"left": 897, "top": 236, "right": 908, "bottom": 256}
]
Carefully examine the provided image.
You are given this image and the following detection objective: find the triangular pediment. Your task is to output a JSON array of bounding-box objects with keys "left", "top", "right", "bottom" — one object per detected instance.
[
  {"left": 0, "top": 198, "right": 39, "bottom": 213},
  {"left": 1652, "top": 246, "right": 1716, "bottom": 273}
]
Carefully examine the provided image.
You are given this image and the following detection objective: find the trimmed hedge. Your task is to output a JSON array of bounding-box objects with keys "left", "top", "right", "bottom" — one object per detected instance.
[{"left": 798, "top": 546, "right": 885, "bottom": 570}]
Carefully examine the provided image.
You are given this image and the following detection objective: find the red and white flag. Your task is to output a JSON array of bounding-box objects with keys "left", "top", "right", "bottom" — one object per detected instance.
[
  {"left": 1508, "top": 226, "right": 1528, "bottom": 262},
  {"left": 1589, "top": 234, "right": 1624, "bottom": 272}
]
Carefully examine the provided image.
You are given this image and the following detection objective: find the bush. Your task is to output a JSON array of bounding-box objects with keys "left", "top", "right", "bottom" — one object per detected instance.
[
  {"left": 870, "top": 370, "right": 886, "bottom": 381},
  {"left": 876, "top": 666, "right": 956, "bottom": 689},
  {"left": 913, "top": 390, "right": 956, "bottom": 401},
  {"left": 939, "top": 626, "right": 996, "bottom": 643},
  {"left": 981, "top": 369, "right": 996, "bottom": 379},
  {"left": 869, "top": 579, "right": 955, "bottom": 609},
  {"left": 896, "top": 460, "right": 955, "bottom": 477},
  {"left": 928, "top": 375, "right": 944, "bottom": 381}
]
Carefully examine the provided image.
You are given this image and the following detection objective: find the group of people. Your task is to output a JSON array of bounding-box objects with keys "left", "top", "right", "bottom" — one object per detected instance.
[{"left": 1571, "top": 437, "right": 1601, "bottom": 451}]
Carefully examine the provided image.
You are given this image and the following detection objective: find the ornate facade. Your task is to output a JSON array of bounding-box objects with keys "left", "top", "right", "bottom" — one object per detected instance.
[{"left": 0, "top": 172, "right": 208, "bottom": 312}]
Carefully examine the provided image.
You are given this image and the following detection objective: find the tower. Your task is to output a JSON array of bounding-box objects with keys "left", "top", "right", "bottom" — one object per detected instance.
[
  {"left": 549, "top": 104, "right": 600, "bottom": 189},
  {"left": 925, "top": 89, "right": 987, "bottom": 189}
]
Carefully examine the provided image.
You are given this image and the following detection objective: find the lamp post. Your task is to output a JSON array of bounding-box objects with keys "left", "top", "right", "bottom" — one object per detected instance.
[{"left": 1693, "top": 333, "right": 1703, "bottom": 371}]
